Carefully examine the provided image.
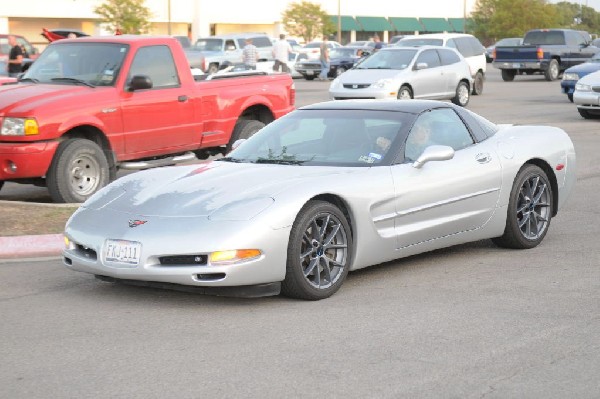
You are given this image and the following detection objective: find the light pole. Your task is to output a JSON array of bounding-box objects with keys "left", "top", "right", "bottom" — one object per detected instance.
[
  {"left": 168, "top": 0, "right": 172, "bottom": 35},
  {"left": 337, "top": 0, "right": 341, "bottom": 44},
  {"left": 463, "top": 0, "right": 466, "bottom": 33}
]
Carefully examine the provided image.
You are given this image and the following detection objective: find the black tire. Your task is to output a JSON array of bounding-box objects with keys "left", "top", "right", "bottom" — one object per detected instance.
[
  {"left": 501, "top": 69, "right": 516, "bottom": 82},
  {"left": 451, "top": 81, "right": 470, "bottom": 107},
  {"left": 281, "top": 200, "right": 352, "bottom": 300},
  {"left": 567, "top": 93, "right": 573, "bottom": 103},
  {"left": 227, "top": 119, "right": 265, "bottom": 151},
  {"left": 397, "top": 85, "right": 413, "bottom": 100},
  {"left": 544, "top": 59, "right": 559, "bottom": 81},
  {"left": 577, "top": 108, "right": 598, "bottom": 119},
  {"left": 304, "top": 75, "right": 315, "bottom": 81},
  {"left": 47, "top": 139, "right": 110, "bottom": 203},
  {"left": 0, "top": 181, "right": 4, "bottom": 192},
  {"left": 472, "top": 71, "right": 484, "bottom": 95},
  {"left": 492, "top": 165, "right": 553, "bottom": 249},
  {"left": 207, "top": 63, "right": 219, "bottom": 74}
]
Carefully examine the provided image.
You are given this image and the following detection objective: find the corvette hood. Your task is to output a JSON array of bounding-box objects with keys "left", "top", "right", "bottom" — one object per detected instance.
[
  {"left": 85, "top": 161, "right": 360, "bottom": 217},
  {"left": 0, "top": 83, "right": 89, "bottom": 114}
]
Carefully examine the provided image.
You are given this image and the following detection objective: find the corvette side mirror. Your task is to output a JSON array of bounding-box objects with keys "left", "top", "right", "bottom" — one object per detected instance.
[{"left": 412, "top": 145, "right": 454, "bottom": 169}]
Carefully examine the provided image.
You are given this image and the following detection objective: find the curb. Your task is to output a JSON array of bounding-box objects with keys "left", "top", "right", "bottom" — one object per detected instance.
[{"left": 0, "top": 233, "right": 64, "bottom": 259}]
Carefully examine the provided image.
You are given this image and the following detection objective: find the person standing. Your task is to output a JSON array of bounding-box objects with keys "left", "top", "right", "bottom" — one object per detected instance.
[
  {"left": 272, "top": 34, "right": 293, "bottom": 73},
  {"left": 242, "top": 38, "right": 259, "bottom": 70},
  {"left": 7, "top": 35, "right": 23, "bottom": 77},
  {"left": 318, "top": 36, "right": 330, "bottom": 81},
  {"left": 373, "top": 34, "right": 383, "bottom": 51}
]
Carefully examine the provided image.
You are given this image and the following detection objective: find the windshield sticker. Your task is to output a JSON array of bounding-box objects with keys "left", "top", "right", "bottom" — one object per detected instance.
[
  {"left": 358, "top": 155, "right": 376, "bottom": 164},
  {"left": 368, "top": 152, "right": 382, "bottom": 160}
]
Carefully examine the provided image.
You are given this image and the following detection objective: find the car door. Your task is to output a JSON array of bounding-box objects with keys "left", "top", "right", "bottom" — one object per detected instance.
[
  {"left": 437, "top": 48, "right": 464, "bottom": 94},
  {"left": 120, "top": 45, "right": 197, "bottom": 155},
  {"left": 391, "top": 108, "right": 502, "bottom": 249},
  {"left": 411, "top": 49, "right": 446, "bottom": 99}
]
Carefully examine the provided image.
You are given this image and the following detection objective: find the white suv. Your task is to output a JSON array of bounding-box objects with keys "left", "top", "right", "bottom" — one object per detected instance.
[{"left": 395, "top": 33, "right": 486, "bottom": 95}]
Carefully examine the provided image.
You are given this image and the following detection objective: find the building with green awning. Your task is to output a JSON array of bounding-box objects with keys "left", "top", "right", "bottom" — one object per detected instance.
[
  {"left": 448, "top": 18, "right": 466, "bottom": 32},
  {"left": 419, "top": 17, "right": 453, "bottom": 33},
  {"left": 329, "top": 15, "right": 361, "bottom": 32},
  {"left": 388, "top": 17, "right": 423, "bottom": 33},
  {"left": 355, "top": 16, "right": 393, "bottom": 32}
]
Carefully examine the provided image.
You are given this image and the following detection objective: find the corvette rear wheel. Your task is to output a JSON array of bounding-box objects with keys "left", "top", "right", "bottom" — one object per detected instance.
[
  {"left": 492, "top": 165, "right": 552, "bottom": 249},
  {"left": 281, "top": 200, "right": 352, "bottom": 300}
]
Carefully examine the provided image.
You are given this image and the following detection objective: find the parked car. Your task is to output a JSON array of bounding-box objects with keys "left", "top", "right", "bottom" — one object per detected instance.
[
  {"left": 573, "top": 70, "right": 600, "bottom": 118},
  {"left": 493, "top": 29, "right": 597, "bottom": 81},
  {"left": 389, "top": 35, "right": 406, "bottom": 45},
  {"left": 561, "top": 52, "right": 600, "bottom": 102},
  {"left": 295, "top": 46, "right": 371, "bottom": 80},
  {"left": 329, "top": 46, "right": 473, "bottom": 107},
  {"left": 41, "top": 28, "right": 89, "bottom": 42},
  {"left": 0, "top": 34, "right": 40, "bottom": 71},
  {"left": 63, "top": 100, "right": 576, "bottom": 300},
  {"left": 256, "top": 51, "right": 308, "bottom": 78},
  {"left": 298, "top": 40, "right": 342, "bottom": 60},
  {"left": 347, "top": 40, "right": 376, "bottom": 48},
  {"left": 173, "top": 35, "right": 191, "bottom": 48},
  {"left": 0, "top": 35, "right": 295, "bottom": 203},
  {"left": 485, "top": 37, "right": 523, "bottom": 62},
  {"left": 395, "top": 33, "right": 486, "bottom": 95},
  {"left": 193, "top": 33, "right": 274, "bottom": 73}
]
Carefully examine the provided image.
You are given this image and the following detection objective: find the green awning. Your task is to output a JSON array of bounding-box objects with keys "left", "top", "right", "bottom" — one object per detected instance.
[
  {"left": 329, "top": 15, "right": 361, "bottom": 31},
  {"left": 356, "top": 16, "right": 393, "bottom": 32},
  {"left": 389, "top": 17, "right": 423, "bottom": 32},
  {"left": 419, "top": 18, "right": 453, "bottom": 32},
  {"left": 448, "top": 18, "right": 465, "bottom": 32}
]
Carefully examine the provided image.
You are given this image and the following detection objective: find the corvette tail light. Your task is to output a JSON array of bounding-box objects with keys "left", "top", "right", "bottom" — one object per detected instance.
[{"left": 537, "top": 48, "right": 544, "bottom": 60}]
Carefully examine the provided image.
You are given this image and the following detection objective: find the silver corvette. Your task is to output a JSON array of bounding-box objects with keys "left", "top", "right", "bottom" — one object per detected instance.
[{"left": 63, "top": 100, "right": 576, "bottom": 300}]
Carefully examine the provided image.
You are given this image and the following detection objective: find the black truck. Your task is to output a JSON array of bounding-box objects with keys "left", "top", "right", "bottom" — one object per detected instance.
[{"left": 492, "top": 29, "right": 598, "bottom": 81}]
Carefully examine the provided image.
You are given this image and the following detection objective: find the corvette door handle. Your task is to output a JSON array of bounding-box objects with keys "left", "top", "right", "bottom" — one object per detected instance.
[
  {"left": 476, "top": 153, "right": 491, "bottom": 164},
  {"left": 178, "top": 95, "right": 188, "bottom": 102}
]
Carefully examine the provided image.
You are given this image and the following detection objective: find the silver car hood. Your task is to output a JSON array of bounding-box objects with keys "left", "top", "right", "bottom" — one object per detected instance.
[
  {"left": 84, "top": 161, "right": 357, "bottom": 217},
  {"left": 337, "top": 68, "right": 406, "bottom": 83}
]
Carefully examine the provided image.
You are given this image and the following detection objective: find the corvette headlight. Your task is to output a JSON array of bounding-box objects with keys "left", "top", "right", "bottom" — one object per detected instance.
[
  {"left": 209, "top": 249, "right": 262, "bottom": 265},
  {"left": 1, "top": 117, "right": 39, "bottom": 136},
  {"left": 575, "top": 82, "right": 591, "bottom": 92},
  {"left": 562, "top": 72, "right": 579, "bottom": 81},
  {"left": 372, "top": 79, "right": 392, "bottom": 89}
]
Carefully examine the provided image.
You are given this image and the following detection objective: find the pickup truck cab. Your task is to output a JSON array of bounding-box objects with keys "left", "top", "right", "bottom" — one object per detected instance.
[
  {"left": 493, "top": 29, "right": 598, "bottom": 81},
  {"left": 0, "top": 35, "right": 295, "bottom": 203}
]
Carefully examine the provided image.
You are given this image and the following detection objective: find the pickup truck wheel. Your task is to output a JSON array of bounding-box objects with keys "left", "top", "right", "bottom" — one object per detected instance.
[
  {"left": 47, "top": 139, "right": 109, "bottom": 203},
  {"left": 304, "top": 75, "right": 316, "bottom": 81},
  {"left": 544, "top": 60, "right": 559, "bottom": 81},
  {"left": 501, "top": 69, "right": 516, "bottom": 82},
  {"left": 451, "top": 81, "right": 470, "bottom": 107},
  {"left": 472, "top": 71, "right": 484, "bottom": 95},
  {"left": 228, "top": 120, "right": 266, "bottom": 151}
]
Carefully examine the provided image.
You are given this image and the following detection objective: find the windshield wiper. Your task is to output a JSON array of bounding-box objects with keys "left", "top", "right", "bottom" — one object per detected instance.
[
  {"left": 18, "top": 77, "right": 39, "bottom": 83},
  {"left": 50, "top": 77, "right": 95, "bottom": 88},
  {"left": 255, "top": 158, "right": 306, "bottom": 165}
]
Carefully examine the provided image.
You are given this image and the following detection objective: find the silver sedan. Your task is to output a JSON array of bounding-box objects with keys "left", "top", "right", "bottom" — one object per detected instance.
[
  {"left": 573, "top": 70, "right": 600, "bottom": 119},
  {"left": 329, "top": 46, "right": 473, "bottom": 106},
  {"left": 63, "top": 100, "right": 576, "bottom": 300}
]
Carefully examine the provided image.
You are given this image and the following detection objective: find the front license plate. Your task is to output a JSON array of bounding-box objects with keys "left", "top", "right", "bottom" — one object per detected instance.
[
  {"left": 306, "top": 70, "right": 314, "bottom": 75},
  {"left": 512, "top": 63, "right": 522, "bottom": 68},
  {"left": 105, "top": 239, "right": 142, "bottom": 265}
]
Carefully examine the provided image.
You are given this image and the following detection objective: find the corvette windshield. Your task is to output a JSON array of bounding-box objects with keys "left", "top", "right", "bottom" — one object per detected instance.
[
  {"left": 23, "top": 43, "right": 128, "bottom": 86},
  {"left": 222, "top": 109, "right": 409, "bottom": 166},
  {"left": 354, "top": 49, "right": 417, "bottom": 70}
]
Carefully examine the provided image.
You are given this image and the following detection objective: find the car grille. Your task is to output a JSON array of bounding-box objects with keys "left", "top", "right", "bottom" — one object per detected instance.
[
  {"left": 159, "top": 255, "right": 208, "bottom": 266},
  {"left": 74, "top": 244, "right": 97, "bottom": 261},
  {"left": 343, "top": 84, "right": 370, "bottom": 89}
]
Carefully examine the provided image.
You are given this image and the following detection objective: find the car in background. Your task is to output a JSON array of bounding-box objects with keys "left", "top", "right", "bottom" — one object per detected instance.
[
  {"left": 389, "top": 35, "right": 406, "bottom": 45},
  {"left": 561, "top": 52, "right": 600, "bottom": 102},
  {"left": 173, "top": 35, "right": 192, "bottom": 48},
  {"left": 329, "top": 46, "right": 473, "bottom": 107},
  {"left": 573, "top": 70, "right": 600, "bottom": 118},
  {"left": 347, "top": 40, "right": 376, "bottom": 48},
  {"left": 256, "top": 51, "right": 307, "bottom": 78},
  {"left": 193, "top": 33, "right": 273, "bottom": 73},
  {"left": 485, "top": 37, "right": 523, "bottom": 62},
  {"left": 295, "top": 46, "right": 371, "bottom": 80},
  {"left": 0, "top": 33, "right": 40, "bottom": 66},
  {"left": 41, "top": 28, "right": 89, "bottom": 42},
  {"left": 298, "top": 40, "right": 342, "bottom": 59},
  {"left": 395, "top": 33, "right": 486, "bottom": 95}
]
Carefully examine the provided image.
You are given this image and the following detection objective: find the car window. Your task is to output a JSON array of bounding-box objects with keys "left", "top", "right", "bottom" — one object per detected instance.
[
  {"left": 446, "top": 38, "right": 458, "bottom": 49},
  {"left": 225, "top": 40, "right": 236, "bottom": 50},
  {"left": 455, "top": 37, "right": 475, "bottom": 57},
  {"left": 523, "top": 31, "right": 566, "bottom": 45},
  {"left": 16, "top": 37, "right": 34, "bottom": 56},
  {"left": 194, "top": 39, "right": 223, "bottom": 52},
  {"left": 251, "top": 37, "right": 273, "bottom": 48},
  {"left": 129, "top": 45, "right": 180, "bottom": 88},
  {"left": 397, "top": 38, "right": 443, "bottom": 47},
  {"left": 415, "top": 49, "right": 441, "bottom": 68},
  {"left": 405, "top": 109, "right": 474, "bottom": 162},
  {"left": 0, "top": 38, "right": 10, "bottom": 54},
  {"left": 355, "top": 49, "right": 417, "bottom": 70},
  {"left": 438, "top": 48, "right": 461, "bottom": 65}
]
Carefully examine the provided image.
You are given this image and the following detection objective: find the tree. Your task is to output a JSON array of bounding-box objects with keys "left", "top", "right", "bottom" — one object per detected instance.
[
  {"left": 471, "top": 0, "right": 560, "bottom": 44},
  {"left": 94, "top": 0, "right": 153, "bottom": 35},
  {"left": 282, "top": 1, "right": 335, "bottom": 43}
]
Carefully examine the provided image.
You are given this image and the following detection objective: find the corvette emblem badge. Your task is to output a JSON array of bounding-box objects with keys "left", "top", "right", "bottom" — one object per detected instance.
[{"left": 128, "top": 220, "right": 147, "bottom": 228}]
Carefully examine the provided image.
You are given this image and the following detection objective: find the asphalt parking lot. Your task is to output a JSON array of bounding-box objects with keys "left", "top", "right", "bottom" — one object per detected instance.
[{"left": 1, "top": 68, "right": 599, "bottom": 397}]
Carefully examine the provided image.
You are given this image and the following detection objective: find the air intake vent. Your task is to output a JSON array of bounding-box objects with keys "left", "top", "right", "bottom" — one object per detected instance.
[{"left": 159, "top": 255, "right": 208, "bottom": 266}]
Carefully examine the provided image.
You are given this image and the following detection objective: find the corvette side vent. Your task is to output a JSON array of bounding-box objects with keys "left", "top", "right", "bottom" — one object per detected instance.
[{"left": 159, "top": 255, "right": 208, "bottom": 266}]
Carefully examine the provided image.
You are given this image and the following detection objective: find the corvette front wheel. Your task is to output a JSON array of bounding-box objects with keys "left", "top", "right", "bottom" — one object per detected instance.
[
  {"left": 281, "top": 200, "right": 352, "bottom": 300},
  {"left": 492, "top": 165, "right": 553, "bottom": 249}
]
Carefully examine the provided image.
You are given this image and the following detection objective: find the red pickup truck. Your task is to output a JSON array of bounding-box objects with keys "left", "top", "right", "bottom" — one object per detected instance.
[{"left": 0, "top": 35, "right": 295, "bottom": 202}]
